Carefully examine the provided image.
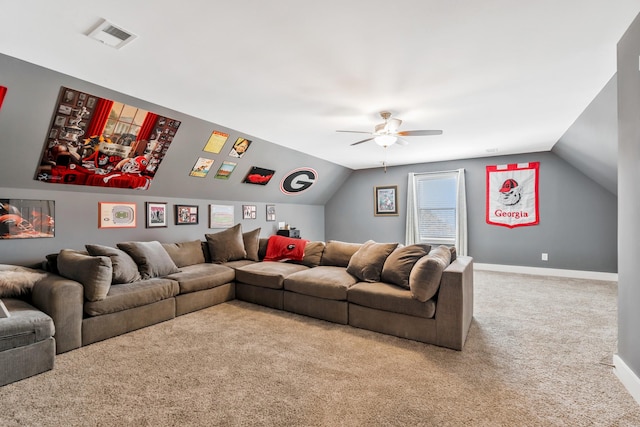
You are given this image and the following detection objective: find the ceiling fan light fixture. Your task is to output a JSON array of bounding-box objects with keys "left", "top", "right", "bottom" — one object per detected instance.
[{"left": 374, "top": 134, "right": 397, "bottom": 147}]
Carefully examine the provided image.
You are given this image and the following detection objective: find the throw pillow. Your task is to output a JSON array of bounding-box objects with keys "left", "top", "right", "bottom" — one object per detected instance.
[
  {"left": 380, "top": 244, "right": 432, "bottom": 289},
  {"left": 0, "top": 266, "right": 47, "bottom": 298},
  {"left": 409, "top": 246, "right": 452, "bottom": 302},
  {"left": 85, "top": 244, "right": 142, "bottom": 284},
  {"left": 161, "top": 240, "right": 205, "bottom": 268},
  {"left": 346, "top": 240, "right": 399, "bottom": 282},
  {"left": 205, "top": 224, "right": 246, "bottom": 263},
  {"left": 243, "top": 228, "right": 261, "bottom": 261},
  {"left": 263, "top": 235, "right": 309, "bottom": 262},
  {"left": 320, "top": 240, "right": 363, "bottom": 267},
  {"left": 57, "top": 249, "right": 113, "bottom": 302},
  {"left": 117, "top": 241, "right": 179, "bottom": 279},
  {"left": 300, "top": 241, "right": 326, "bottom": 267}
]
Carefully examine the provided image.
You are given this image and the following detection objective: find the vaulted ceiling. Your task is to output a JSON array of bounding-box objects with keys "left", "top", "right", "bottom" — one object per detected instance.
[{"left": 1, "top": 1, "right": 638, "bottom": 173}]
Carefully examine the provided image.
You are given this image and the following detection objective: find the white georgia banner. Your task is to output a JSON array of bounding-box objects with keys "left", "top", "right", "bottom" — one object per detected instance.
[{"left": 486, "top": 162, "right": 539, "bottom": 228}]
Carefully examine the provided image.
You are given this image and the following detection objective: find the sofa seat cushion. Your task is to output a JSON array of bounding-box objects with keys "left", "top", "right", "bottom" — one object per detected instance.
[
  {"left": 0, "top": 299, "right": 54, "bottom": 352},
  {"left": 223, "top": 259, "right": 257, "bottom": 270},
  {"left": 235, "top": 262, "right": 309, "bottom": 289},
  {"left": 166, "top": 263, "right": 235, "bottom": 294},
  {"left": 348, "top": 282, "right": 436, "bottom": 319},
  {"left": 284, "top": 266, "right": 358, "bottom": 300},
  {"left": 84, "top": 278, "right": 179, "bottom": 317}
]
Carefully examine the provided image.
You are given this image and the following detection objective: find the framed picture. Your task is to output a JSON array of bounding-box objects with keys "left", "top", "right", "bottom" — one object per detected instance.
[
  {"left": 175, "top": 204, "right": 199, "bottom": 225},
  {"left": 243, "top": 166, "right": 275, "bottom": 185},
  {"left": 145, "top": 202, "right": 167, "bottom": 228},
  {"left": 266, "top": 204, "right": 276, "bottom": 221},
  {"left": 242, "top": 205, "right": 257, "bottom": 219},
  {"left": 209, "top": 204, "right": 234, "bottom": 228},
  {"left": 0, "top": 199, "right": 55, "bottom": 239},
  {"left": 99, "top": 202, "right": 136, "bottom": 228},
  {"left": 374, "top": 185, "right": 399, "bottom": 216}
]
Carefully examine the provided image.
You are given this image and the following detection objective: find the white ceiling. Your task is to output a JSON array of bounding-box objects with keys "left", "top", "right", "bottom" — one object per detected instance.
[{"left": 1, "top": 1, "right": 639, "bottom": 170}]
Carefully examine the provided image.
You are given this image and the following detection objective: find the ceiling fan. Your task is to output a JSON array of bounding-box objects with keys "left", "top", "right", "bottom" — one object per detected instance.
[{"left": 337, "top": 111, "right": 443, "bottom": 147}]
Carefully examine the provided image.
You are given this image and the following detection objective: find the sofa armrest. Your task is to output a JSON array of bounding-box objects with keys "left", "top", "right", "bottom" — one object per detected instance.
[
  {"left": 31, "top": 273, "right": 84, "bottom": 354},
  {"left": 434, "top": 256, "right": 473, "bottom": 350}
]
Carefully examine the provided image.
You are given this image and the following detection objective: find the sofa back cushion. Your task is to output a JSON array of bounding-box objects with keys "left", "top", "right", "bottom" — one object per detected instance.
[
  {"left": 346, "top": 240, "right": 398, "bottom": 282},
  {"left": 205, "top": 224, "right": 247, "bottom": 263},
  {"left": 300, "top": 241, "right": 325, "bottom": 267},
  {"left": 409, "top": 245, "right": 452, "bottom": 302},
  {"left": 57, "top": 249, "right": 113, "bottom": 301},
  {"left": 161, "top": 240, "right": 205, "bottom": 268},
  {"left": 117, "top": 241, "right": 179, "bottom": 279},
  {"left": 380, "top": 244, "right": 432, "bottom": 289},
  {"left": 243, "top": 228, "right": 261, "bottom": 261},
  {"left": 85, "top": 244, "right": 142, "bottom": 284},
  {"left": 320, "top": 240, "right": 362, "bottom": 268}
]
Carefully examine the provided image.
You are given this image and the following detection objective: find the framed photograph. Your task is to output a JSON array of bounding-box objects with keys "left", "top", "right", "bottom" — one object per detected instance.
[
  {"left": 243, "top": 166, "right": 275, "bottom": 185},
  {"left": 99, "top": 202, "right": 137, "bottom": 228},
  {"left": 242, "top": 205, "right": 257, "bottom": 220},
  {"left": 209, "top": 204, "right": 234, "bottom": 228},
  {"left": 145, "top": 202, "right": 167, "bottom": 228},
  {"left": 266, "top": 204, "right": 276, "bottom": 221},
  {"left": 228, "top": 137, "right": 252, "bottom": 158},
  {"left": 215, "top": 161, "right": 237, "bottom": 180},
  {"left": 0, "top": 199, "right": 55, "bottom": 239},
  {"left": 175, "top": 204, "right": 199, "bottom": 225},
  {"left": 86, "top": 97, "right": 96, "bottom": 109},
  {"left": 374, "top": 185, "right": 399, "bottom": 216},
  {"left": 189, "top": 157, "right": 214, "bottom": 178}
]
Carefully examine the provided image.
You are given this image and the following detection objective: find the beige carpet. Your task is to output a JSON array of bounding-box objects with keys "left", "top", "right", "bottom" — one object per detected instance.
[{"left": 1, "top": 271, "right": 639, "bottom": 426}]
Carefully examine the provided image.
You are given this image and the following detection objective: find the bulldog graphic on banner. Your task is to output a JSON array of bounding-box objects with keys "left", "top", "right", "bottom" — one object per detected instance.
[{"left": 486, "top": 162, "right": 539, "bottom": 228}]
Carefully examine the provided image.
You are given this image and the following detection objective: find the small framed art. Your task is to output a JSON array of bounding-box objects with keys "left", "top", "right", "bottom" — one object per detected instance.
[
  {"left": 242, "top": 205, "right": 257, "bottom": 219},
  {"left": 99, "top": 202, "right": 137, "bottom": 228},
  {"left": 209, "top": 204, "right": 234, "bottom": 228},
  {"left": 175, "top": 204, "right": 199, "bottom": 225},
  {"left": 374, "top": 185, "right": 399, "bottom": 216},
  {"left": 266, "top": 205, "right": 276, "bottom": 221},
  {"left": 145, "top": 202, "right": 167, "bottom": 228}
]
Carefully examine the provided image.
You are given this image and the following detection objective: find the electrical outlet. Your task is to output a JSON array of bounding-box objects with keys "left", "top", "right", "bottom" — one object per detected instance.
[{"left": 541, "top": 253, "right": 548, "bottom": 261}]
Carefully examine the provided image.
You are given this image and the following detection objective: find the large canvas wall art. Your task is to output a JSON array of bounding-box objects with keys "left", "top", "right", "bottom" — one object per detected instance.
[{"left": 35, "top": 86, "right": 181, "bottom": 190}]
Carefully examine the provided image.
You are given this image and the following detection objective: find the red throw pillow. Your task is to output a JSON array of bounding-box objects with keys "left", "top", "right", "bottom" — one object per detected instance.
[{"left": 263, "top": 235, "right": 309, "bottom": 262}]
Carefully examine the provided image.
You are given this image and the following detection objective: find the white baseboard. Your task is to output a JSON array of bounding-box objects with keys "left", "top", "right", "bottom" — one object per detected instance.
[
  {"left": 474, "top": 263, "right": 618, "bottom": 282},
  {"left": 614, "top": 355, "right": 640, "bottom": 405}
]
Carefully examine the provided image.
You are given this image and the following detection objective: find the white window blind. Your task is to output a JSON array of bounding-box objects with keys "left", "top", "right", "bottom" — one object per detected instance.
[
  {"left": 416, "top": 173, "right": 457, "bottom": 245},
  {"left": 406, "top": 169, "right": 467, "bottom": 255}
]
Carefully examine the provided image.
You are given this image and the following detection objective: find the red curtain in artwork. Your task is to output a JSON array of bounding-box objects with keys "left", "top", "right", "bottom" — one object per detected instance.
[
  {"left": 0, "top": 86, "right": 7, "bottom": 111},
  {"left": 86, "top": 98, "right": 114, "bottom": 137},
  {"left": 136, "top": 112, "right": 158, "bottom": 141}
]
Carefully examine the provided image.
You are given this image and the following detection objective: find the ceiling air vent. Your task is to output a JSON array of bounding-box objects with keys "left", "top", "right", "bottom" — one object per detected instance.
[{"left": 87, "top": 19, "right": 137, "bottom": 49}]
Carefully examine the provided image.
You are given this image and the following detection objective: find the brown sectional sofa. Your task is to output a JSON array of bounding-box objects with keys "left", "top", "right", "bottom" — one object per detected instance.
[{"left": 30, "top": 225, "right": 474, "bottom": 356}]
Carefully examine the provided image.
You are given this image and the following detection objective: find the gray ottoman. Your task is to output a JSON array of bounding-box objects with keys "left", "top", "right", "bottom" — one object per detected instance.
[{"left": 0, "top": 298, "right": 55, "bottom": 387}]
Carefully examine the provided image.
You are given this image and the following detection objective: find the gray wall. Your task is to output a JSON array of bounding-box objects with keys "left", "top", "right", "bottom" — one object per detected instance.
[
  {"left": 553, "top": 74, "right": 618, "bottom": 195},
  {"left": 0, "top": 186, "right": 324, "bottom": 266},
  {"left": 0, "top": 53, "right": 352, "bottom": 205},
  {"left": 325, "top": 151, "right": 617, "bottom": 273},
  {"left": 0, "top": 53, "right": 343, "bottom": 266},
  {"left": 617, "top": 11, "right": 640, "bottom": 383}
]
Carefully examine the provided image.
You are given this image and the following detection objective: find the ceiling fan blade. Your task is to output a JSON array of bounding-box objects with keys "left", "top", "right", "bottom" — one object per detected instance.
[
  {"left": 350, "top": 137, "right": 375, "bottom": 146},
  {"left": 336, "top": 130, "right": 373, "bottom": 134},
  {"left": 396, "top": 137, "right": 409, "bottom": 146},
  {"left": 397, "top": 130, "right": 443, "bottom": 136}
]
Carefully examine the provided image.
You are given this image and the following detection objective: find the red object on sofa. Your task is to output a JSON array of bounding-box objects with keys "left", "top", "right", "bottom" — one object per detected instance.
[{"left": 263, "top": 235, "right": 309, "bottom": 262}]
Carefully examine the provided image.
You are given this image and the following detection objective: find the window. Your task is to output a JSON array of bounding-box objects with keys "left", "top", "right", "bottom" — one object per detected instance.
[
  {"left": 406, "top": 169, "right": 467, "bottom": 255},
  {"left": 103, "top": 102, "right": 148, "bottom": 145}
]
